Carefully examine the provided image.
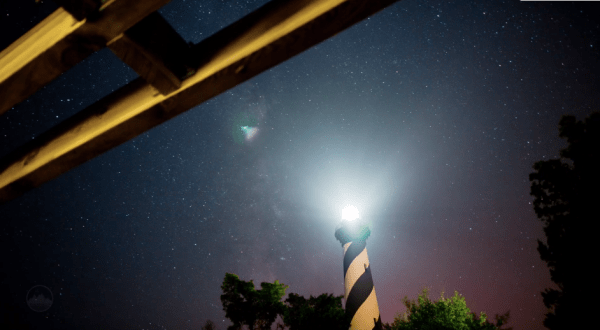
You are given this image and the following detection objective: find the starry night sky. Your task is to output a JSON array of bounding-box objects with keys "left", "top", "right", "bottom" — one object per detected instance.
[{"left": 1, "top": 1, "right": 599, "bottom": 329}]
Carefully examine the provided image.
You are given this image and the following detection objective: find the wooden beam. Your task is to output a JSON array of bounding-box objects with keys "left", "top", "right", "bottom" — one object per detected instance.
[
  {"left": 0, "top": 0, "right": 401, "bottom": 204},
  {"left": 0, "top": 0, "right": 173, "bottom": 117},
  {"left": 51, "top": 0, "right": 101, "bottom": 21},
  {"left": 107, "top": 12, "right": 195, "bottom": 95}
]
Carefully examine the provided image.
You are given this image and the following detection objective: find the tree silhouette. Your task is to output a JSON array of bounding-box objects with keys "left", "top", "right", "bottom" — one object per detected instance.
[
  {"left": 529, "top": 112, "right": 599, "bottom": 330},
  {"left": 220, "top": 273, "right": 349, "bottom": 330},
  {"left": 282, "top": 292, "right": 350, "bottom": 330},
  {"left": 382, "top": 287, "right": 512, "bottom": 330},
  {"left": 220, "top": 273, "right": 288, "bottom": 330}
]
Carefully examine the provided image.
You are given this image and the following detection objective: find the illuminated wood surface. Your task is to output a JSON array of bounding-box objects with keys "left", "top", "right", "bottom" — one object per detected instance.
[
  {"left": 0, "top": 0, "right": 173, "bottom": 116},
  {"left": 0, "top": 0, "right": 401, "bottom": 204}
]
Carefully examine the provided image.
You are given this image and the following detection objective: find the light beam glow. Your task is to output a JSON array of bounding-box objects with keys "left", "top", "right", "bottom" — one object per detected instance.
[{"left": 342, "top": 205, "right": 359, "bottom": 221}]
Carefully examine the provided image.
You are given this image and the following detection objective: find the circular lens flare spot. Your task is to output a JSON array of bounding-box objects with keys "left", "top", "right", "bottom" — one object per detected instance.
[{"left": 342, "top": 205, "right": 359, "bottom": 221}]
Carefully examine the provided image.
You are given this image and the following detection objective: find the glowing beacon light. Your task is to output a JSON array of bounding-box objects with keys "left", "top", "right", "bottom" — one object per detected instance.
[{"left": 342, "top": 205, "right": 360, "bottom": 221}]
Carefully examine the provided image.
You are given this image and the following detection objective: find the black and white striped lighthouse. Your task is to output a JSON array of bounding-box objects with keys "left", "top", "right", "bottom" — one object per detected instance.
[{"left": 335, "top": 206, "right": 382, "bottom": 330}]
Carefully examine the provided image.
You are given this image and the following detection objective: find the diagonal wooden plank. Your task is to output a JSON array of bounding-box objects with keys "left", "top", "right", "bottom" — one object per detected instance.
[
  {"left": 0, "top": 0, "right": 173, "bottom": 117},
  {"left": 107, "top": 11, "right": 196, "bottom": 95},
  {"left": 0, "top": 0, "right": 401, "bottom": 204}
]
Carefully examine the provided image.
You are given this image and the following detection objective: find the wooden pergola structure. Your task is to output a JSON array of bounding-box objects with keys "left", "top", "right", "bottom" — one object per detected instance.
[{"left": 0, "top": 0, "right": 400, "bottom": 204}]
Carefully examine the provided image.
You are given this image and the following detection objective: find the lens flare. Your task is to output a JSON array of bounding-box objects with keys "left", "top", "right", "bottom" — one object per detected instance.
[
  {"left": 232, "top": 112, "right": 259, "bottom": 145},
  {"left": 241, "top": 126, "right": 259, "bottom": 141},
  {"left": 342, "top": 205, "right": 359, "bottom": 221}
]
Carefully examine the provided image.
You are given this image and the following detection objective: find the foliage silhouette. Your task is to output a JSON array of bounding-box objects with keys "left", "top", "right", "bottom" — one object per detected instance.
[
  {"left": 381, "top": 287, "right": 512, "bottom": 330},
  {"left": 220, "top": 273, "right": 288, "bottom": 330},
  {"left": 282, "top": 292, "right": 350, "bottom": 330},
  {"left": 529, "top": 112, "right": 599, "bottom": 330},
  {"left": 220, "top": 273, "right": 349, "bottom": 330}
]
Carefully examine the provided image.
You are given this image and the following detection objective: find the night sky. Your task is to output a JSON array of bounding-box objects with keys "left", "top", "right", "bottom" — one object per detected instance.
[{"left": 1, "top": 1, "right": 599, "bottom": 329}]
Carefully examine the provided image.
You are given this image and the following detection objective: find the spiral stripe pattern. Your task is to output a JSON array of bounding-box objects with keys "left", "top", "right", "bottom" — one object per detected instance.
[{"left": 342, "top": 241, "right": 382, "bottom": 330}]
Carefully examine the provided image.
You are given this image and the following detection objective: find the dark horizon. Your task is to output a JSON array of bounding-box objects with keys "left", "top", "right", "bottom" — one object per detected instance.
[{"left": 2, "top": 0, "right": 599, "bottom": 329}]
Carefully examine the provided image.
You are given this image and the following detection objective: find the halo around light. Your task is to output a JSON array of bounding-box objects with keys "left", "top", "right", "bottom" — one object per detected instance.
[{"left": 342, "top": 205, "right": 360, "bottom": 221}]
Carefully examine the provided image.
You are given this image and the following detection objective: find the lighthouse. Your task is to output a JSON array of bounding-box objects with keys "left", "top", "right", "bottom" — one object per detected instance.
[{"left": 335, "top": 205, "right": 382, "bottom": 330}]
